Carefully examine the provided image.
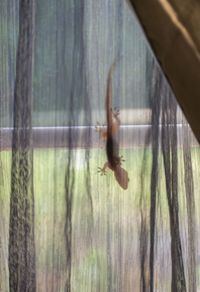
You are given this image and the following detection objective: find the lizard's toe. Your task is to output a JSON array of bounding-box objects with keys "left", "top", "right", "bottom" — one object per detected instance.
[{"left": 97, "top": 167, "right": 107, "bottom": 176}]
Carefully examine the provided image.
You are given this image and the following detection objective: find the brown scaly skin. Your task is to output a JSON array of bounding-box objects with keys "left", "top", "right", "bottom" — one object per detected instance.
[{"left": 97, "top": 62, "right": 129, "bottom": 190}]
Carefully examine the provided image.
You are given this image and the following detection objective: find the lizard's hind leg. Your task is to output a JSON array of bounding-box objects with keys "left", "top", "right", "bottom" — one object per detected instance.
[
  {"left": 95, "top": 122, "right": 107, "bottom": 140},
  {"left": 112, "top": 107, "right": 120, "bottom": 118}
]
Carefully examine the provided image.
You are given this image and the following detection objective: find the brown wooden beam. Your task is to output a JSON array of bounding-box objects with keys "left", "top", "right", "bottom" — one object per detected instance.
[{"left": 127, "top": 0, "right": 200, "bottom": 143}]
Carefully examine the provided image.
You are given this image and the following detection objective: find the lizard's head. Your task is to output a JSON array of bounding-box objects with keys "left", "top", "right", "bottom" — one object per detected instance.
[{"left": 114, "top": 165, "right": 129, "bottom": 190}]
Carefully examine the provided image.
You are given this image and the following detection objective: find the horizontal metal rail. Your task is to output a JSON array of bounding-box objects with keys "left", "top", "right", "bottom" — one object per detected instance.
[{"left": 0, "top": 125, "right": 198, "bottom": 149}]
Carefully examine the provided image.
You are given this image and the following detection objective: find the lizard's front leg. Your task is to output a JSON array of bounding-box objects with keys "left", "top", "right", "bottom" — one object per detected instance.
[
  {"left": 118, "top": 155, "right": 125, "bottom": 166},
  {"left": 97, "top": 162, "right": 109, "bottom": 176}
]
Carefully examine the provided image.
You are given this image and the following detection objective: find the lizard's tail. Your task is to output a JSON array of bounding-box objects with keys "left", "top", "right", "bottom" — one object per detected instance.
[
  {"left": 106, "top": 58, "right": 120, "bottom": 122},
  {"left": 107, "top": 54, "right": 122, "bottom": 85}
]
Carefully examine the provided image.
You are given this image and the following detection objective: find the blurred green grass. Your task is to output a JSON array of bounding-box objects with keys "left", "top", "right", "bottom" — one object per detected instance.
[{"left": 0, "top": 147, "right": 200, "bottom": 291}]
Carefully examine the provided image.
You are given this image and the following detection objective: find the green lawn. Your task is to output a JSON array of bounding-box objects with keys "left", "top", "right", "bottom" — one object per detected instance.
[{"left": 0, "top": 148, "right": 200, "bottom": 291}]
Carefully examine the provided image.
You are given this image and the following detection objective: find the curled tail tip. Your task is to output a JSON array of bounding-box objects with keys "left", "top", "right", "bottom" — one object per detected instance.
[
  {"left": 111, "top": 54, "right": 123, "bottom": 71},
  {"left": 109, "top": 55, "right": 122, "bottom": 76},
  {"left": 109, "top": 62, "right": 116, "bottom": 77}
]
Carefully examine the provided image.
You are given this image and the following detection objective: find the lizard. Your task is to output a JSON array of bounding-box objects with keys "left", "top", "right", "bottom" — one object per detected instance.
[{"left": 96, "top": 61, "right": 129, "bottom": 190}]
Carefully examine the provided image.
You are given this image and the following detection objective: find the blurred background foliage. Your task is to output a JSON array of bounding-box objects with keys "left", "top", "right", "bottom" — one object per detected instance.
[{"left": 0, "top": 0, "right": 149, "bottom": 127}]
